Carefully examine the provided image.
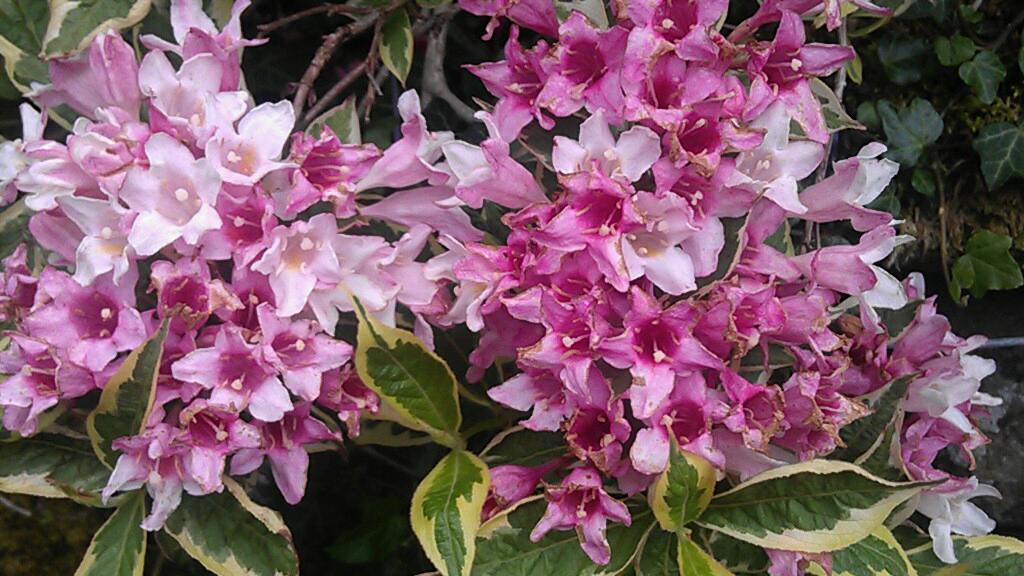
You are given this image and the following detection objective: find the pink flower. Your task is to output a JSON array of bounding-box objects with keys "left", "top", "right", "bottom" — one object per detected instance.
[
  {"left": 799, "top": 142, "right": 899, "bottom": 231},
  {"left": 251, "top": 213, "right": 342, "bottom": 317},
  {"left": 629, "top": 372, "right": 723, "bottom": 474},
  {"left": 178, "top": 399, "right": 261, "bottom": 493},
  {"left": 466, "top": 27, "right": 553, "bottom": 139},
  {"left": 200, "top": 184, "right": 278, "bottom": 265},
  {"left": 24, "top": 268, "right": 146, "bottom": 372},
  {"left": 0, "top": 334, "right": 95, "bottom": 435},
  {"left": 172, "top": 326, "right": 293, "bottom": 422},
  {"left": 537, "top": 13, "right": 629, "bottom": 120},
  {"left": 360, "top": 186, "right": 483, "bottom": 243},
  {"left": 483, "top": 460, "right": 563, "bottom": 520},
  {"left": 56, "top": 195, "right": 135, "bottom": 286},
  {"left": 102, "top": 423, "right": 194, "bottom": 530},
  {"left": 0, "top": 246, "right": 38, "bottom": 322},
  {"left": 33, "top": 31, "right": 141, "bottom": 118},
  {"left": 317, "top": 367, "right": 379, "bottom": 437},
  {"left": 442, "top": 112, "right": 547, "bottom": 209},
  {"left": 256, "top": 304, "right": 352, "bottom": 401},
  {"left": 121, "top": 133, "right": 223, "bottom": 256},
  {"left": 230, "top": 403, "right": 336, "bottom": 504},
  {"left": 150, "top": 259, "right": 241, "bottom": 331},
  {"left": 566, "top": 397, "right": 631, "bottom": 473},
  {"left": 355, "top": 91, "right": 452, "bottom": 192},
  {"left": 458, "top": 0, "right": 559, "bottom": 40},
  {"left": 917, "top": 477, "right": 1000, "bottom": 563},
  {"left": 552, "top": 109, "right": 661, "bottom": 183},
  {"left": 488, "top": 369, "right": 573, "bottom": 432},
  {"left": 205, "top": 101, "right": 296, "bottom": 186},
  {"left": 529, "top": 466, "right": 631, "bottom": 565},
  {"left": 273, "top": 127, "right": 380, "bottom": 218}
]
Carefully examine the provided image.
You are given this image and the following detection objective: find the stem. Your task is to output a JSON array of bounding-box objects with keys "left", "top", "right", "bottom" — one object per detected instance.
[
  {"left": 291, "top": 13, "right": 381, "bottom": 118},
  {"left": 258, "top": 4, "right": 371, "bottom": 37},
  {"left": 302, "top": 60, "right": 369, "bottom": 124},
  {"left": 421, "top": 15, "right": 478, "bottom": 123}
]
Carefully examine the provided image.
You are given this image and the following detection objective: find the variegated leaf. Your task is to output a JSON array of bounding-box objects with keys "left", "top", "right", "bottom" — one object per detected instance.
[
  {"left": 696, "top": 460, "right": 933, "bottom": 553},
  {"left": 648, "top": 442, "right": 715, "bottom": 532},
  {"left": 411, "top": 450, "right": 489, "bottom": 576},
  {"left": 74, "top": 491, "right": 146, "bottom": 576}
]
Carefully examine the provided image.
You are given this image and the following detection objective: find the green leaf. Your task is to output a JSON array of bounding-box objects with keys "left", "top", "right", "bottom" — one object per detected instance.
[
  {"left": 700, "top": 530, "right": 769, "bottom": 574},
  {"left": 353, "top": 296, "right": 461, "bottom": 447},
  {"left": 554, "top": 0, "right": 609, "bottom": 28},
  {"left": 0, "top": 199, "right": 31, "bottom": 259},
  {"left": 379, "top": 8, "right": 413, "bottom": 86},
  {"left": 675, "top": 533, "right": 732, "bottom": 576},
  {"left": 908, "top": 535, "right": 1024, "bottom": 575},
  {"left": 911, "top": 167, "right": 936, "bottom": 197},
  {"left": 474, "top": 500, "right": 654, "bottom": 576},
  {"left": 951, "top": 230, "right": 1023, "bottom": 299},
  {"left": 972, "top": 122, "right": 1024, "bottom": 190},
  {"left": 163, "top": 477, "right": 299, "bottom": 576},
  {"left": 877, "top": 36, "right": 930, "bottom": 86},
  {"left": 810, "top": 77, "right": 864, "bottom": 133},
  {"left": 74, "top": 491, "right": 146, "bottom": 576},
  {"left": 0, "top": 434, "right": 111, "bottom": 503},
  {"left": 934, "top": 34, "right": 975, "bottom": 67},
  {"left": 846, "top": 54, "right": 863, "bottom": 85},
  {"left": 878, "top": 99, "right": 943, "bottom": 166},
  {"left": 481, "top": 427, "right": 565, "bottom": 468},
  {"left": 635, "top": 529, "right": 680, "bottom": 576},
  {"left": 0, "top": 0, "right": 49, "bottom": 90},
  {"left": 958, "top": 51, "right": 1006, "bottom": 105},
  {"left": 696, "top": 460, "right": 933, "bottom": 553},
  {"left": 43, "top": 0, "right": 153, "bottom": 56},
  {"left": 87, "top": 321, "right": 168, "bottom": 468},
  {"left": 857, "top": 101, "right": 881, "bottom": 133},
  {"left": 1019, "top": 29, "right": 1024, "bottom": 75},
  {"left": 830, "top": 526, "right": 915, "bottom": 576},
  {"left": 306, "top": 96, "right": 361, "bottom": 144},
  {"left": 832, "top": 377, "right": 910, "bottom": 464},
  {"left": 648, "top": 442, "right": 716, "bottom": 532},
  {"left": 411, "top": 450, "right": 490, "bottom": 576}
]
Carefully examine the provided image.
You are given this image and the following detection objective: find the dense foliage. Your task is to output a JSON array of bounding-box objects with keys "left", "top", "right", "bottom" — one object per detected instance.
[{"left": 0, "top": 1, "right": 1021, "bottom": 575}]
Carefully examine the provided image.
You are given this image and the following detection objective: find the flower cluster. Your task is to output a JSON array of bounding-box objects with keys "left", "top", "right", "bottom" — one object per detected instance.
[
  {"left": 0, "top": 0, "right": 1001, "bottom": 571},
  {"left": 448, "top": 0, "right": 999, "bottom": 569}
]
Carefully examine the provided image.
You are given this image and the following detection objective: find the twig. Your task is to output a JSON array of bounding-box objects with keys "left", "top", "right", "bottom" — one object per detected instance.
[
  {"left": 303, "top": 60, "right": 369, "bottom": 124},
  {"left": 292, "top": 14, "right": 379, "bottom": 118},
  {"left": 0, "top": 495, "right": 31, "bottom": 517},
  {"left": 987, "top": 8, "right": 1024, "bottom": 52},
  {"left": 257, "top": 4, "right": 370, "bottom": 37},
  {"left": 938, "top": 173, "right": 953, "bottom": 296},
  {"left": 421, "top": 16, "right": 478, "bottom": 124}
]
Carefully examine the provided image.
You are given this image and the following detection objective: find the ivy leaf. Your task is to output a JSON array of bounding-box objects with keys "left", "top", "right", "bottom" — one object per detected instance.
[
  {"left": 911, "top": 167, "right": 936, "bottom": 197},
  {"left": 306, "top": 96, "right": 361, "bottom": 144},
  {"left": 411, "top": 450, "right": 489, "bottom": 576},
  {"left": 163, "top": 477, "right": 299, "bottom": 576},
  {"left": 74, "top": 491, "right": 147, "bottom": 576},
  {"left": 380, "top": 8, "right": 413, "bottom": 86},
  {"left": 828, "top": 526, "right": 915, "bottom": 576},
  {"left": 908, "top": 535, "right": 1024, "bottom": 575},
  {"left": 877, "top": 98, "right": 943, "bottom": 166},
  {"left": 877, "top": 36, "right": 930, "bottom": 86},
  {"left": 958, "top": 51, "right": 1006, "bottom": 105},
  {"left": 86, "top": 321, "right": 168, "bottom": 468},
  {"left": 934, "top": 34, "right": 975, "bottom": 67},
  {"left": 696, "top": 460, "right": 933, "bottom": 553},
  {"left": 0, "top": 434, "right": 111, "bottom": 504},
  {"left": 972, "top": 122, "right": 1024, "bottom": 189},
  {"left": 648, "top": 441, "right": 716, "bottom": 532},
  {"left": 353, "top": 296, "right": 462, "bottom": 447},
  {"left": 473, "top": 500, "right": 654, "bottom": 576},
  {"left": 951, "top": 230, "right": 1023, "bottom": 300}
]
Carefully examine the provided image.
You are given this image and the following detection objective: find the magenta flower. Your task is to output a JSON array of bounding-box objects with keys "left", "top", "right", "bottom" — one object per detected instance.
[
  {"left": 488, "top": 369, "right": 573, "bottom": 432},
  {"left": 178, "top": 399, "right": 261, "bottom": 493},
  {"left": 530, "top": 466, "right": 631, "bottom": 565},
  {"left": 172, "top": 326, "right": 293, "bottom": 422},
  {"left": 629, "top": 372, "right": 723, "bottom": 474},
  {"left": 256, "top": 304, "right": 352, "bottom": 401},
  {"left": 274, "top": 127, "right": 380, "bottom": 218},
  {"left": 537, "top": 13, "right": 629, "bottom": 120},
  {"left": 230, "top": 403, "right": 336, "bottom": 504},
  {"left": 150, "top": 259, "right": 241, "bottom": 331},
  {"left": 317, "top": 367, "right": 379, "bottom": 437},
  {"left": 200, "top": 183, "right": 278, "bottom": 265},
  {"left": 565, "top": 398, "right": 631, "bottom": 473},
  {"left": 483, "top": 459, "right": 563, "bottom": 520},
  {"left": 0, "top": 334, "right": 95, "bottom": 435},
  {"left": 0, "top": 245, "right": 38, "bottom": 323},
  {"left": 458, "top": 0, "right": 558, "bottom": 40},
  {"left": 24, "top": 268, "right": 146, "bottom": 372}
]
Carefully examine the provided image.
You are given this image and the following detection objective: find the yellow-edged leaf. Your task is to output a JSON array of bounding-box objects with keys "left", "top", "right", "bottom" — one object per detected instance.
[
  {"left": 74, "top": 491, "right": 146, "bottom": 576},
  {"left": 379, "top": 8, "right": 413, "bottom": 86},
  {"left": 353, "top": 296, "right": 461, "bottom": 447},
  {"left": 696, "top": 460, "right": 934, "bottom": 553},
  {"left": 676, "top": 532, "right": 733, "bottom": 576},
  {"left": 908, "top": 534, "right": 1024, "bottom": 576},
  {"left": 831, "top": 526, "right": 918, "bottom": 576},
  {"left": 649, "top": 440, "right": 716, "bottom": 532},
  {"left": 411, "top": 450, "right": 489, "bottom": 576},
  {"left": 43, "top": 0, "right": 153, "bottom": 56}
]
